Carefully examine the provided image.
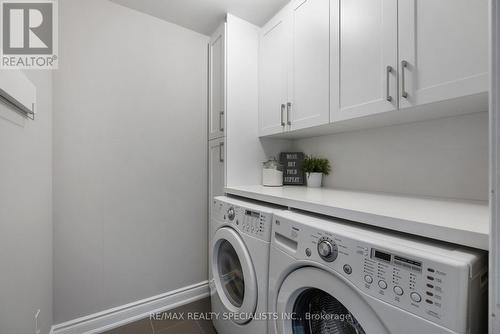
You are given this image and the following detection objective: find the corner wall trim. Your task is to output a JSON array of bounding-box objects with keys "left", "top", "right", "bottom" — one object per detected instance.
[{"left": 50, "top": 281, "right": 209, "bottom": 334}]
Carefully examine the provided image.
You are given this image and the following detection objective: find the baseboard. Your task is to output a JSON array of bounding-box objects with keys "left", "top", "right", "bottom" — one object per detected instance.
[{"left": 50, "top": 281, "right": 209, "bottom": 334}]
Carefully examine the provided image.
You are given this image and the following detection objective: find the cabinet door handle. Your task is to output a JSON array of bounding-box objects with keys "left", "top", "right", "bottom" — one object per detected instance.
[
  {"left": 386, "top": 65, "right": 393, "bottom": 102},
  {"left": 401, "top": 60, "right": 409, "bottom": 98},
  {"left": 219, "top": 111, "right": 224, "bottom": 131},
  {"left": 287, "top": 102, "right": 292, "bottom": 125},
  {"left": 219, "top": 142, "right": 224, "bottom": 162},
  {"left": 281, "top": 104, "right": 286, "bottom": 126}
]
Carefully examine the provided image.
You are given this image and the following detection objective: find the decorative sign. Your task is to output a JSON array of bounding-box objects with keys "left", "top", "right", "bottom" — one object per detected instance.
[{"left": 280, "top": 152, "right": 305, "bottom": 185}]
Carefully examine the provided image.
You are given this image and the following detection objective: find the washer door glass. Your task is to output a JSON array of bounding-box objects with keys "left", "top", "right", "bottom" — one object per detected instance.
[
  {"left": 276, "top": 267, "right": 387, "bottom": 334},
  {"left": 217, "top": 240, "right": 245, "bottom": 307},
  {"left": 292, "top": 288, "right": 366, "bottom": 334},
  {"left": 212, "top": 227, "right": 258, "bottom": 325}
]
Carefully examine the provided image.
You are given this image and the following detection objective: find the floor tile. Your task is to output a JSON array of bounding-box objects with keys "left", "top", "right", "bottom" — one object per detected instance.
[
  {"left": 196, "top": 319, "right": 218, "bottom": 334},
  {"left": 155, "top": 320, "right": 203, "bottom": 334},
  {"left": 190, "top": 297, "right": 211, "bottom": 313},
  {"left": 101, "top": 318, "right": 153, "bottom": 334},
  {"left": 151, "top": 298, "right": 211, "bottom": 333}
]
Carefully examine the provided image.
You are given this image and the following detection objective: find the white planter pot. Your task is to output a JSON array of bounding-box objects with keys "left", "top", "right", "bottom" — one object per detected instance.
[{"left": 306, "top": 172, "right": 323, "bottom": 188}]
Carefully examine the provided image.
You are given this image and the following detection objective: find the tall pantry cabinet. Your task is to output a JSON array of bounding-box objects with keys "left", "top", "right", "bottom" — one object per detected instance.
[{"left": 208, "top": 22, "right": 226, "bottom": 220}]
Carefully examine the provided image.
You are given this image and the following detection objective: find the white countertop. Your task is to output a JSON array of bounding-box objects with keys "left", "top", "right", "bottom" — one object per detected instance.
[{"left": 225, "top": 185, "right": 490, "bottom": 250}]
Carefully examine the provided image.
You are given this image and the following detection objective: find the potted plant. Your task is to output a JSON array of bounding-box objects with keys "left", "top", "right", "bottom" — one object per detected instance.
[{"left": 303, "top": 156, "right": 331, "bottom": 188}]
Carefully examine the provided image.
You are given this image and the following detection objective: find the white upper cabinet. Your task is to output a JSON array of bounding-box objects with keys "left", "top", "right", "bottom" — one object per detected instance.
[
  {"left": 258, "top": 0, "right": 488, "bottom": 137},
  {"left": 289, "top": 0, "right": 330, "bottom": 131},
  {"left": 209, "top": 23, "right": 225, "bottom": 140},
  {"left": 259, "top": 0, "right": 330, "bottom": 135},
  {"left": 260, "top": 11, "right": 290, "bottom": 136},
  {"left": 334, "top": 0, "right": 398, "bottom": 121},
  {"left": 398, "top": 0, "right": 488, "bottom": 109}
]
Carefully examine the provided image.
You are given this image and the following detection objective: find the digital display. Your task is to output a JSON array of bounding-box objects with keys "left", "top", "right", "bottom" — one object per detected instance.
[
  {"left": 370, "top": 249, "right": 422, "bottom": 272},
  {"left": 371, "top": 249, "right": 391, "bottom": 262},
  {"left": 394, "top": 256, "right": 422, "bottom": 268},
  {"left": 245, "top": 210, "right": 260, "bottom": 218}
]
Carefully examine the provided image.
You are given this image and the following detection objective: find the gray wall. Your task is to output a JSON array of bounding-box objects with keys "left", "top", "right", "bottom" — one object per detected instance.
[
  {"left": 0, "top": 72, "right": 53, "bottom": 334},
  {"left": 293, "top": 112, "right": 489, "bottom": 201},
  {"left": 53, "top": 0, "right": 209, "bottom": 323}
]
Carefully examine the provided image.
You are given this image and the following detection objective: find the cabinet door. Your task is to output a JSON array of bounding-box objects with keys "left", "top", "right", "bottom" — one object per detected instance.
[
  {"left": 209, "top": 23, "right": 225, "bottom": 140},
  {"left": 208, "top": 138, "right": 225, "bottom": 219},
  {"left": 289, "top": 0, "right": 330, "bottom": 131},
  {"left": 334, "top": 0, "right": 398, "bottom": 121},
  {"left": 259, "top": 11, "right": 290, "bottom": 136},
  {"left": 398, "top": 0, "right": 488, "bottom": 109}
]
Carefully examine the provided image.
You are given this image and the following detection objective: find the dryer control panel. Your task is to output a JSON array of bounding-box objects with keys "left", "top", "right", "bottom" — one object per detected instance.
[
  {"left": 271, "top": 212, "right": 487, "bottom": 333},
  {"left": 213, "top": 197, "right": 275, "bottom": 242}
]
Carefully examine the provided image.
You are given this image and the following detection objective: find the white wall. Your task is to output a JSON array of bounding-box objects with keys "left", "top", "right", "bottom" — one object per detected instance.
[
  {"left": 53, "top": 0, "right": 209, "bottom": 323},
  {"left": 293, "top": 112, "right": 489, "bottom": 201},
  {"left": 0, "top": 71, "right": 53, "bottom": 334}
]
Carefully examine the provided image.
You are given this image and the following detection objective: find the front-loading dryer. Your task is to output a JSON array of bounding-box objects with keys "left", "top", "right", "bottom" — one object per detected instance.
[
  {"left": 210, "top": 196, "right": 282, "bottom": 334},
  {"left": 268, "top": 211, "right": 488, "bottom": 334}
]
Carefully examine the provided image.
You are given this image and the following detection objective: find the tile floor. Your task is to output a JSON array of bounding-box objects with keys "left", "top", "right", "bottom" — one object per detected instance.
[{"left": 101, "top": 297, "right": 217, "bottom": 334}]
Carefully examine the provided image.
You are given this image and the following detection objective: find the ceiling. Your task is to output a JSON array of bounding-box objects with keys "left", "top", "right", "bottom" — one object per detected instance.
[{"left": 109, "top": 0, "right": 289, "bottom": 35}]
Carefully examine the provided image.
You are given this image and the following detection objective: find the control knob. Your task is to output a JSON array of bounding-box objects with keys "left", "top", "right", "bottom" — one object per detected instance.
[
  {"left": 317, "top": 238, "right": 338, "bottom": 262},
  {"left": 227, "top": 207, "right": 236, "bottom": 221}
]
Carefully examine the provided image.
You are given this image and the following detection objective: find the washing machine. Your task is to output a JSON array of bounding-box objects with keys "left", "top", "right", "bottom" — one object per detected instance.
[
  {"left": 268, "top": 210, "right": 488, "bottom": 334},
  {"left": 210, "top": 196, "right": 281, "bottom": 334}
]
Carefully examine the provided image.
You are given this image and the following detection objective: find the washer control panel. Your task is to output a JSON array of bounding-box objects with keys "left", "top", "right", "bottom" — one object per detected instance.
[
  {"left": 271, "top": 213, "right": 487, "bottom": 333},
  {"left": 359, "top": 247, "right": 436, "bottom": 312}
]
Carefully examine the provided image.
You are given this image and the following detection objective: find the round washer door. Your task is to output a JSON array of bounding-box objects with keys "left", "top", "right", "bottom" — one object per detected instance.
[
  {"left": 277, "top": 267, "right": 388, "bottom": 334},
  {"left": 212, "top": 227, "right": 258, "bottom": 324}
]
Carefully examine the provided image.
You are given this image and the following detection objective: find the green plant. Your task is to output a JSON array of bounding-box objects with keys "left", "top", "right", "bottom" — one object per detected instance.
[{"left": 303, "top": 156, "right": 331, "bottom": 175}]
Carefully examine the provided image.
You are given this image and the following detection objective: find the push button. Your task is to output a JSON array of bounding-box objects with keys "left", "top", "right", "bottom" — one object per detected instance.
[
  {"left": 393, "top": 286, "right": 404, "bottom": 296},
  {"left": 410, "top": 292, "right": 422, "bottom": 303},
  {"left": 343, "top": 264, "right": 352, "bottom": 275},
  {"left": 378, "top": 280, "right": 387, "bottom": 289},
  {"left": 364, "top": 275, "right": 373, "bottom": 284},
  {"left": 305, "top": 248, "right": 312, "bottom": 257}
]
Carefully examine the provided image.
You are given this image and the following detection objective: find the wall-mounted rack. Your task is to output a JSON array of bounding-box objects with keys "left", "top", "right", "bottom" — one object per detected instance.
[
  {"left": 0, "top": 70, "right": 37, "bottom": 121},
  {"left": 0, "top": 90, "right": 35, "bottom": 120}
]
